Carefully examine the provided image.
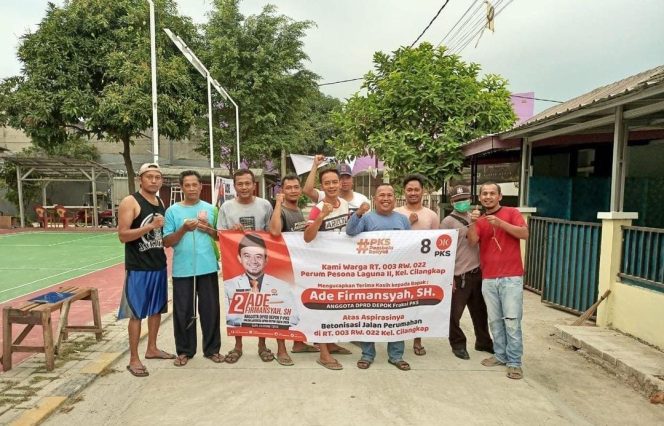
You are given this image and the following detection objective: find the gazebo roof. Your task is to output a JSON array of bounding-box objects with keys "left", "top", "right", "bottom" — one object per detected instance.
[{"left": 3, "top": 156, "right": 116, "bottom": 180}]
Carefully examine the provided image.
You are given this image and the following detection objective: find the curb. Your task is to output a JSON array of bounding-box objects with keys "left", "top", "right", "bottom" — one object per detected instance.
[
  {"left": 4, "top": 311, "right": 172, "bottom": 426},
  {"left": 556, "top": 325, "right": 664, "bottom": 399}
]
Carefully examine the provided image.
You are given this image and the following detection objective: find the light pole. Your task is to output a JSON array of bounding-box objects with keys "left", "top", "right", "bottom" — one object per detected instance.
[
  {"left": 163, "top": 29, "right": 241, "bottom": 206},
  {"left": 146, "top": 0, "right": 159, "bottom": 164}
]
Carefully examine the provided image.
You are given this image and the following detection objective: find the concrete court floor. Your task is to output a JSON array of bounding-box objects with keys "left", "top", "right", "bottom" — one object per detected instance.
[{"left": 44, "top": 291, "right": 663, "bottom": 426}]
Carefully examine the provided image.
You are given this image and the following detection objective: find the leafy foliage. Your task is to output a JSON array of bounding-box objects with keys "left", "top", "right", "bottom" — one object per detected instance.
[
  {"left": 330, "top": 43, "right": 516, "bottom": 189},
  {"left": 201, "top": 0, "right": 322, "bottom": 170}
]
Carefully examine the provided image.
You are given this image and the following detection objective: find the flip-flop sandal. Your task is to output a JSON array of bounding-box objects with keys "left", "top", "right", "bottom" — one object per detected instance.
[
  {"left": 291, "top": 343, "right": 320, "bottom": 353},
  {"left": 316, "top": 359, "right": 343, "bottom": 370},
  {"left": 145, "top": 350, "right": 176, "bottom": 360},
  {"left": 356, "top": 359, "right": 372, "bottom": 369},
  {"left": 329, "top": 346, "right": 352, "bottom": 355},
  {"left": 126, "top": 365, "right": 149, "bottom": 377},
  {"left": 225, "top": 349, "right": 242, "bottom": 364},
  {"left": 481, "top": 356, "right": 506, "bottom": 367},
  {"left": 388, "top": 359, "right": 411, "bottom": 371},
  {"left": 276, "top": 354, "right": 294, "bottom": 366},
  {"left": 173, "top": 355, "right": 189, "bottom": 367},
  {"left": 205, "top": 353, "right": 225, "bottom": 363},
  {"left": 413, "top": 346, "right": 426, "bottom": 356},
  {"left": 507, "top": 366, "right": 523, "bottom": 380},
  {"left": 258, "top": 347, "right": 274, "bottom": 362}
]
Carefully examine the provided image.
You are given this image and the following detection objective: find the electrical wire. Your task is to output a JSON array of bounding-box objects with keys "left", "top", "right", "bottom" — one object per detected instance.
[
  {"left": 448, "top": 0, "right": 505, "bottom": 53},
  {"left": 319, "top": 1, "right": 454, "bottom": 87},
  {"left": 410, "top": 0, "right": 452, "bottom": 48},
  {"left": 451, "top": 0, "right": 514, "bottom": 54},
  {"left": 437, "top": 0, "right": 483, "bottom": 48}
]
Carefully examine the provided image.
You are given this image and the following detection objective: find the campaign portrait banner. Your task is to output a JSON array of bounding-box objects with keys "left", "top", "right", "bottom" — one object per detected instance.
[
  {"left": 214, "top": 177, "right": 236, "bottom": 208},
  {"left": 219, "top": 229, "right": 457, "bottom": 343}
]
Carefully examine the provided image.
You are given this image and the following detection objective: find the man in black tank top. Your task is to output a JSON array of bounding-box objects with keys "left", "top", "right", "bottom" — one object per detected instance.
[{"left": 117, "top": 163, "right": 175, "bottom": 377}]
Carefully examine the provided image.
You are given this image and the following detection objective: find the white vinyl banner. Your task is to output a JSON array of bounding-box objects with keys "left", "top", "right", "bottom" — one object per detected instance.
[{"left": 220, "top": 230, "right": 457, "bottom": 342}]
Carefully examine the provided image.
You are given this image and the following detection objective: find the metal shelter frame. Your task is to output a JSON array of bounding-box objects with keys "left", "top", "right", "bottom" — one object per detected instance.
[{"left": 5, "top": 156, "right": 116, "bottom": 227}]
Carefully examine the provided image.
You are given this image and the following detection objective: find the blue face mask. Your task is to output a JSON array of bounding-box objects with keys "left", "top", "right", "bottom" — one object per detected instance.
[{"left": 453, "top": 200, "right": 471, "bottom": 213}]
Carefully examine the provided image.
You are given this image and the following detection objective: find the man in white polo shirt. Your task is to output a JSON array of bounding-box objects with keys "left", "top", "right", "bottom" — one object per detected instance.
[{"left": 303, "top": 155, "right": 369, "bottom": 214}]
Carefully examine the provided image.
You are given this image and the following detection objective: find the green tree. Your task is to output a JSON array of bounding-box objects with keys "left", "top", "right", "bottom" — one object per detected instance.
[
  {"left": 1, "top": 0, "right": 204, "bottom": 192},
  {"left": 201, "top": 0, "right": 319, "bottom": 171},
  {"left": 330, "top": 43, "right": 516, "bottom": 189},
  {"left": 290, "top": 90, "right": 342, "bottom": 157}
]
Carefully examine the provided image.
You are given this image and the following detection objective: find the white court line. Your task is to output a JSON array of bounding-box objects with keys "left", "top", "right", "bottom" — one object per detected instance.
[
  {"left": 3, "top": 244, "right": 119, "bottom": 248},
  {"left": 49, "top": 233, "right": 114, "bottom": 246},
  {"left": 0, "top": 267, "right": 105, "bottom": 271},
  {"left": 0, "top": 231, "right": 47, "bottom": 239},
  {"left": 0, "top": 233, "right": 114, "bottom": 247},
  {"left": 0, "top": 255, "right": 124, "bottom": 296}
]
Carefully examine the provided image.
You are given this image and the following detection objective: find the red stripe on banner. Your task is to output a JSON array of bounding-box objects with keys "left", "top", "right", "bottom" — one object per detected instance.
[
  {"left": 227, "top": 326, "right": 307, "bottom": 341},
  {"left": 301, "top": 285, "right": 444, "bottom": 305}
]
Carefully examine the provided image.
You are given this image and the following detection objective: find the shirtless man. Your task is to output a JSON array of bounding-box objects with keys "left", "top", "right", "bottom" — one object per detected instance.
[{"left": 394, "top": 173, "right": 440, "bottom": 356}]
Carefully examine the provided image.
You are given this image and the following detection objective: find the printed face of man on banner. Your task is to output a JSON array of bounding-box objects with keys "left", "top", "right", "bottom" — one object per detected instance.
[{"left": 239, "top": 245, "right": 267, "bottom": 278}]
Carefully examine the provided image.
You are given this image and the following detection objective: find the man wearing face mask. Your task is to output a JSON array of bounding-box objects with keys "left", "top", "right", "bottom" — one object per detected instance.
[{"left": 440, "top": 185, "right": 493, "bottom": 360}]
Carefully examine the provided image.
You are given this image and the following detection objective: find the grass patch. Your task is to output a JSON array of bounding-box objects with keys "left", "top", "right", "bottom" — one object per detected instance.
[{"left": 29, "top": 376, "right": 55, "bottom": 384}]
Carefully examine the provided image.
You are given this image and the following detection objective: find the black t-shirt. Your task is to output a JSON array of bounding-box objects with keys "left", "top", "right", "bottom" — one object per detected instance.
[
  {"left": 125, "top": 192, "right": 167, "bottom": 271},
  {"left": 280, "top": 205, "right": 307, "bottom": 232}
]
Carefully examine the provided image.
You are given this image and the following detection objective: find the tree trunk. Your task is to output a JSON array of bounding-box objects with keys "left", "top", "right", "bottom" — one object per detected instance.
[{"left": 121, "top": 136, "right": 135, "bottom": 194}]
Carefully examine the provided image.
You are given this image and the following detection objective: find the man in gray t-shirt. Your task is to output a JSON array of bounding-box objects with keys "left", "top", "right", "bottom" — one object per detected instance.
[
  {"left": 219, "top": 169, "right": 274, "bottom": 365},
  {"left": 217, "top": 195, "right": 272, "bottom": 231}
]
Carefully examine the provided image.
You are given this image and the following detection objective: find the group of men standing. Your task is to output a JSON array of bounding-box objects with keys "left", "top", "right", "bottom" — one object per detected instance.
[{"left": 117, "top": 158, "right": 528, "bottom": 380}]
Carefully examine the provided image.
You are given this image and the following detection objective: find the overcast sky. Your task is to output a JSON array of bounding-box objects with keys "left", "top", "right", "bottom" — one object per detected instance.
[{"left": 1, "top": 0, "right": 663, "bottom": 113}]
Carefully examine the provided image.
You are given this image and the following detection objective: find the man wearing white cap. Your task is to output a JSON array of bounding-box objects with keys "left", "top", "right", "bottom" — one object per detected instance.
[{"left": 117, "top": 163, "right": 175, "bottom": 377}]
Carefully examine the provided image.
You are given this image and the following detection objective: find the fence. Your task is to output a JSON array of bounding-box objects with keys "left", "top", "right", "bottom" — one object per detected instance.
[
  {"left": 524, "top": 216, "right": 601, "bottom": 315},
  {"left": 620, "top": 226, "right": 664, "bottom": 293}
]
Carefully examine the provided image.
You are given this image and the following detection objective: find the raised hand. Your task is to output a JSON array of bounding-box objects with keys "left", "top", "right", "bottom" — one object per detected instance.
[
  {"left": 321, "top": 202, "right": 334, "bottom": 218},
  {"left": 356, "top": 202, "right": 370, "bottom": 217},
  {"left": 275, "top": 193, "right": 285, "bottom": 205},
  {"left": 313, "top": 154, "right": 325, "bottom": 167},
  {"left": 470, "top": 205, "right": 481, "bottom": 223}
]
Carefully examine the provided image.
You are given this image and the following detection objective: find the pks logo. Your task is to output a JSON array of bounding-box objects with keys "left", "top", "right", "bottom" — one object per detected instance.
[
  {"left": 356, "top": 238, "right": 393, "bottom": 255},
  {"left": 436, "top": 235, "right": 452, "bottom": 250},
  {"left": 420, "top": 235, "right": 452, "bottom": 257}
]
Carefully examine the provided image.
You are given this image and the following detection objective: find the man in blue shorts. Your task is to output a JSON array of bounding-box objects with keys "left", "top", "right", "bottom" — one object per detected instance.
[{"left": 117, "top": 163, "right": 175, "bottom": 377}]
